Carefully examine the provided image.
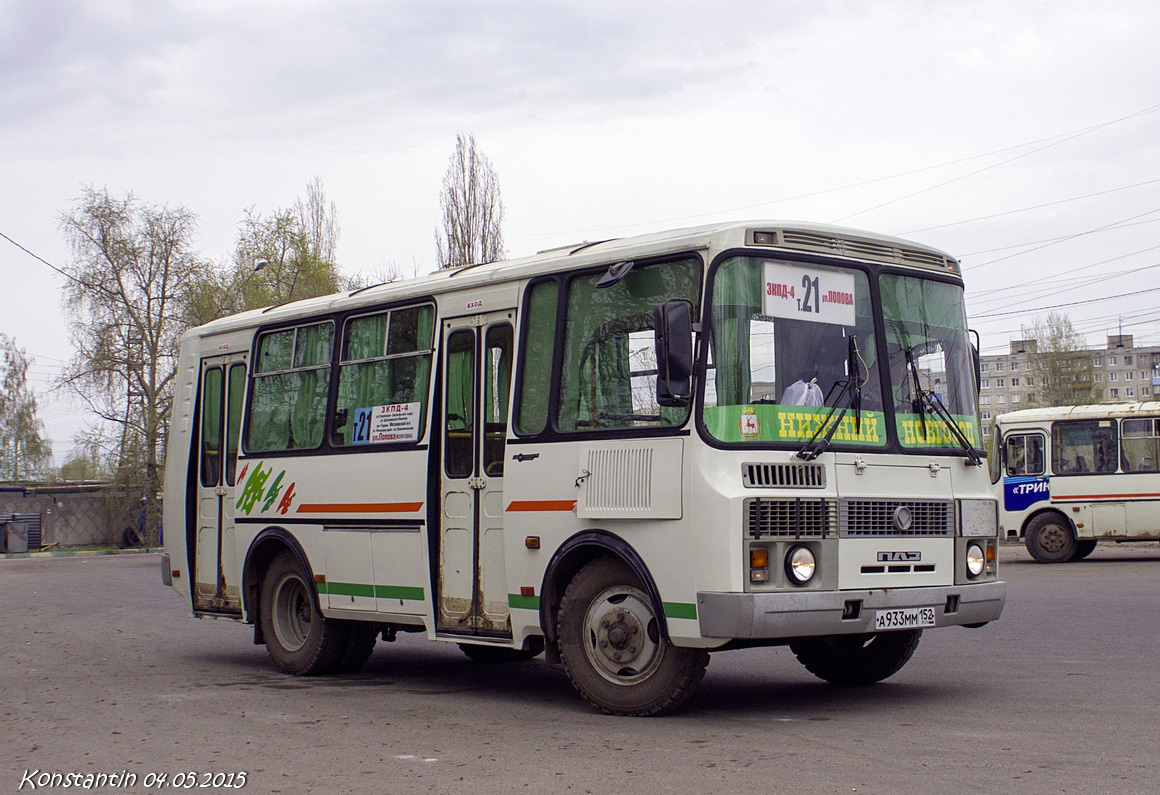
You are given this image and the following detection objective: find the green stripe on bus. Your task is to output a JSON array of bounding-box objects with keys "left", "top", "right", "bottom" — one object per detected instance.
[
  {"left": 317, "top": 582, "right": 424, "bottom": 600},
  {"left": 508, "top": 593, "right": 541, "bottom": 610},
  {"left": 663, "top": 602, "right": 697, "bottom": 620},
  {"left": 375, "top": 584, "right": 425, "bottom": 601}
]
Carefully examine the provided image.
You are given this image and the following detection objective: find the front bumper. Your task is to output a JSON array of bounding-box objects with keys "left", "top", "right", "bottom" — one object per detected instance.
[{"left": 697, "top": 581, "right": 1006, "bottom": 640}]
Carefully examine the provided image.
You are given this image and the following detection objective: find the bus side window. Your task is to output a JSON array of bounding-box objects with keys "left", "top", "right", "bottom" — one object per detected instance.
[
  {"left": 1121, "top": 418, "right": 1160, "bottom": 472},
  {"left": 1005, "top": 433, "right": 1045, "bottom": 477}
]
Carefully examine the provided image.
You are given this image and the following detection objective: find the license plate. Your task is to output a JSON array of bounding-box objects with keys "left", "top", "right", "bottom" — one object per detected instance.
[{"left": 874, "top": 607, "right": 936, "bottom": 630}]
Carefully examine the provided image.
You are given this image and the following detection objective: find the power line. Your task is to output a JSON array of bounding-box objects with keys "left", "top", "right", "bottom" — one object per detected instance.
[
  {"left": 0, "top": 230, "right": 74, "bottom": 283},
  {"left": 834, "top": 103, "right": 1160, "bottom": 226},
  {"left": 972, "top": 284, "right": 1160, "bottom": 319}
]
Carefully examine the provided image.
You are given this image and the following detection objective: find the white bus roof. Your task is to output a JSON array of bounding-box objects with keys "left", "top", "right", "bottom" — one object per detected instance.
[
  {"left": 994, "top": 402, "right": 1160, "bottom": 426},
  {"left": 190, "top": 219, "right": 959, "bottom": 338}
]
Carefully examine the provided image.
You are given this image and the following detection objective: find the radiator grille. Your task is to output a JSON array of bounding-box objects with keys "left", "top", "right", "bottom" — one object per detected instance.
[
  {"left": 745, "top": 498, "right": 837, "bottom": 538},
  {"left": 840, "top": 499, "right": 954, "bottom": 537},
  {"left": 742, "top": 462, "right": 826, "bottom": 489}
]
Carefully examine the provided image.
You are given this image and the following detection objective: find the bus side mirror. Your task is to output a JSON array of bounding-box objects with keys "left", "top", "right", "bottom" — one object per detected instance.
[{"left": 655, "top": 299, "right": 693, "bottom": 408}]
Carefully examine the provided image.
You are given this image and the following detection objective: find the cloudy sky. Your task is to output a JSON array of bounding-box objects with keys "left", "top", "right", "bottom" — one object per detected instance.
[{"left": 2, "top": 0, "right": 1159, "bottom": 462}]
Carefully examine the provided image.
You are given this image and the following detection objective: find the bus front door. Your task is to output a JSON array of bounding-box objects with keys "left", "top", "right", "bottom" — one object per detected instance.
[
  {"left": 437, "top": 312, "right": 515, "bottom": 636},
  {"left": 192, "top": 355, "right": 247, "bottom": 615}
]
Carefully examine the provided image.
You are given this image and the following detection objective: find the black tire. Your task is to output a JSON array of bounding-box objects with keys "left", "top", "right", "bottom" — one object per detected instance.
[
  {"left": 333, "top": 623, "right": 378, "bottom": 674},
  {"left": 790, "top": 629, "right": 922, "bottom": 686},
  {"left": 458, "top": 637, "right": 544, "bottom": 663},
  {"left": 1025, "top": 512, "right": 1078, "bottom": 564},
  {"left": 259, "top": 551, "right": 349, "bottom": 675},
  {"left": 1070, "top": 539, "right": 1098, "bottom": 561},
  {"left": 557, "top": 556, "right": 709, "bottom": 716}
]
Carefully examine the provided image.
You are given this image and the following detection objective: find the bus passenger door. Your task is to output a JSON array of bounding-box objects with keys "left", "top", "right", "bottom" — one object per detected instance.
[
  {"left": 193, "top": 356, "right": 247, "bottom": 615},
  {"left": 437, "top": 312, "right": 515, "bottom": 636}
]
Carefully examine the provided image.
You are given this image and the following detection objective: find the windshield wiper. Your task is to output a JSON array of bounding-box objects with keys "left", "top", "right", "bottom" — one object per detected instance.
[
  {"left": 796, "top": 336, "right": 863, "bottom": 461},
  {"left": 902, "top": 345, "right": 983, "bottom": 466}
]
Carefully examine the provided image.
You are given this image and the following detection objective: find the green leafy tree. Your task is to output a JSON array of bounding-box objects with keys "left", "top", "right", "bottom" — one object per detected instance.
[
  {"left": 59, "top": 187, "right": 203, "bottom": 544},
  {"left": 0, "top": 334, "right": 53, "bottom": 481},
  {"left": 188, "top": 177, "right": 349, "bottom": 326},
  {"left": 435, "top": 133, "right": 505, "bottom": 269},
  {"left": 1023, "top": 312, "right": 1103, "bottom": 407},
  {"left": 55, "top": 429, "right": 111, "bottom": 482}
]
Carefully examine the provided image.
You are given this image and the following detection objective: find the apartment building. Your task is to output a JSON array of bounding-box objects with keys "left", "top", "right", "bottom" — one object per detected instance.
[{"left": 978, "top": 334, "right": 1160, "bottom": 441}]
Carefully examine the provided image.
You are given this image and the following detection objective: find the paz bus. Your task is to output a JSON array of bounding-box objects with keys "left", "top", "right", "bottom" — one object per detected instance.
[
  {"left": 161, "top": 221, "right": 1005, "bottom": 716},
  {"left": 993, "top": 402, "right": 1160, "bottom": 562}
]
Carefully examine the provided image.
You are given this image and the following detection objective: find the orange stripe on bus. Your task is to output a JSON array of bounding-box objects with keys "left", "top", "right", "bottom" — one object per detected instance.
[
  {"left": 1056, "top": 493, "right": 1160, "bottom": 501},
  {"left": 296, "top": 502, "right": 424, "bottom": 514},
  {"left": 506, "top": 500, "right": 577, "bottom": 513}
]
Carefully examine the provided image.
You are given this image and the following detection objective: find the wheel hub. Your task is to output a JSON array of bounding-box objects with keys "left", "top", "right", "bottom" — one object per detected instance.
[{"left": 583, "top": 586, "right": 663, "bottom": 685}]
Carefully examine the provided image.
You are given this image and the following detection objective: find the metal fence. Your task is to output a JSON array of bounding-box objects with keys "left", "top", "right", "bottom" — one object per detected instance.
[{"left": 0, "top": 484, "right": 142, "bottom": 550}]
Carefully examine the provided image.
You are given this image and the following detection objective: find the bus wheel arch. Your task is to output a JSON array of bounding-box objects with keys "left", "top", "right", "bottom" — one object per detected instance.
[
  {"left": 1024, "top": 510, "right": 1078, "bottom": 564},
  {"left": 539, "top": 531, "right": 671, "bottom": 666},
  {"left": 242, "top": 527, "right": 313, "bottom": 643}
]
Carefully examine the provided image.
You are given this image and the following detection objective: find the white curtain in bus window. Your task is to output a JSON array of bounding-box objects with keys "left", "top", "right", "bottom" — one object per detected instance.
[
  {"left": 1051, "top": 420, "right": 1118, "bottom": 474},
  {"left": 557, "top": 259, "right": 699, "bottom": 432},
  {"left": 333, "top": 305, "right": 434, "bottom": 445},
  {"left": 247, "top": 322, "right": 333, "bottom": 451},
  {"left": 1120, "top": 418, "right": 1160, "bottom": 472}
]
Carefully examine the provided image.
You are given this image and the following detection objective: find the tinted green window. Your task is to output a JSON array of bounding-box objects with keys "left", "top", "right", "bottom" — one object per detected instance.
[
  {"left": 333, "top": 305, "right": 435, "bottom": 446},
  {"left": 247, "top": 322, "right": 333, "bottom": 451},
  {"left": 557, "top": 259, "right": 700, "bottom": 432},
  {"left": 200, "top": 367, "right": 223, "bottom": 487},
  {"left": 516, "top": 280, "right": 558, "bottom": 435}
]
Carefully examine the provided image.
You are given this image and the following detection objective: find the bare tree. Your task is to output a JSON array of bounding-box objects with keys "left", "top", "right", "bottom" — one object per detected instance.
[
  {"left": 59, "top": 187, "right": 203, "bottom": 544},
  {"left": 0, "top": 334, "right": 53, "bottom": 481},
  {"left": 435, "top": 133, "right": 506, "bottom": 269},
  {"left": 1023, "top": 312, "right": 1103, "bottom": 407}
]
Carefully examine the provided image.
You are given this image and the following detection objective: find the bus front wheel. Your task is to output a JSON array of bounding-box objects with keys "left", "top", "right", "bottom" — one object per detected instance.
[
  {"left": 790, "top": 629, "right": 922, "bottom": 685},
  {"left": 1025, "top": 513, "right": 1078, "bottom": 563},
  {"left": 259, "top": 551, "right": 349, "bottom": 675},
  {"left": 557, "top": 556, "right": 708, "bottom": 716}
]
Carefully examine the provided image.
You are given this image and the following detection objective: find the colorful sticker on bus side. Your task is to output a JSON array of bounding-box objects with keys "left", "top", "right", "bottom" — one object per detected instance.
[
  {"left": 1003, "top": 476, "right": 1050, "bottom": 512},
  {"left": 235, "top": 461, "right": 297, "bottom": 516}
]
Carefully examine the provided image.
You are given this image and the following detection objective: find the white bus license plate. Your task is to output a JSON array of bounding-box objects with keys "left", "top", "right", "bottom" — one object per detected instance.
[{"left": 874, "top": 607, "right": 936, "bottom": 630}]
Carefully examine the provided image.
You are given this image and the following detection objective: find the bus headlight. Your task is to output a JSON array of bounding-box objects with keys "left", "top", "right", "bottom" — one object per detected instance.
[
  {"left": 965, "top": 543, "right": 986, "bottom": 578},
  {"left": 785, "top": 545, "right": 816, "bottom": 585}
]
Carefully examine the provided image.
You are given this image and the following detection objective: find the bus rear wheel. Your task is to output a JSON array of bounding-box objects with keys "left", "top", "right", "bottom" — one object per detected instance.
[
  {"left": 259, "top": 551, "right": 348, "bottom": 675},
  {"left": 1025, "top": 513, "right": 1077, "bottom": 563},
  {"left": 790, "top": 629, "right": 922, "bottom": 685},
  {"left": 557, "top": 556, "right": 708, "bottom": 716}
]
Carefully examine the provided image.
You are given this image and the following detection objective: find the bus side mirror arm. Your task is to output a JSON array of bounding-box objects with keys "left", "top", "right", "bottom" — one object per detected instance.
[{"left": 655, "top": 299, "right": 694, "bottom": 408}]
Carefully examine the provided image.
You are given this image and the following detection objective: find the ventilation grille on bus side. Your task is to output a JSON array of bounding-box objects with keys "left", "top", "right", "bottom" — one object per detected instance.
[
  {"left": 745, "top": 498, "right": 838, "bottom": 538},
  {"left": 777, "top": 230, "right": 955, "bottom": 270},
  {"left": 840, "top": 499, "right": 954, "bottom": 537},
  {"left": 742, "top": 462, "right": 826, "bottom": 488},
  {"left": 583, "top": 446, "right": 654, "bottom": 513}
]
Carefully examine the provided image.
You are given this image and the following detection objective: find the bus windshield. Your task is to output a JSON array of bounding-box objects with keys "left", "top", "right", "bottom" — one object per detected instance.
[
  {"left": 703, "top": 256, "right": 886, "bottom": 447},
  {"left": 880, "top": 274, "right": 981, "bottom": 451},
  {"left": 702, "top": 258, "right": 980, "bottom": 453}
]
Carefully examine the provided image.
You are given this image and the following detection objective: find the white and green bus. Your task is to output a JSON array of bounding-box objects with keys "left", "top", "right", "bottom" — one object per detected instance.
[
  {"left": 162, "top": 221, "right": 1005, "bottom": 716},
  {"left": 993, "top": 402, "right": 1160, "bottom": 562}
]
